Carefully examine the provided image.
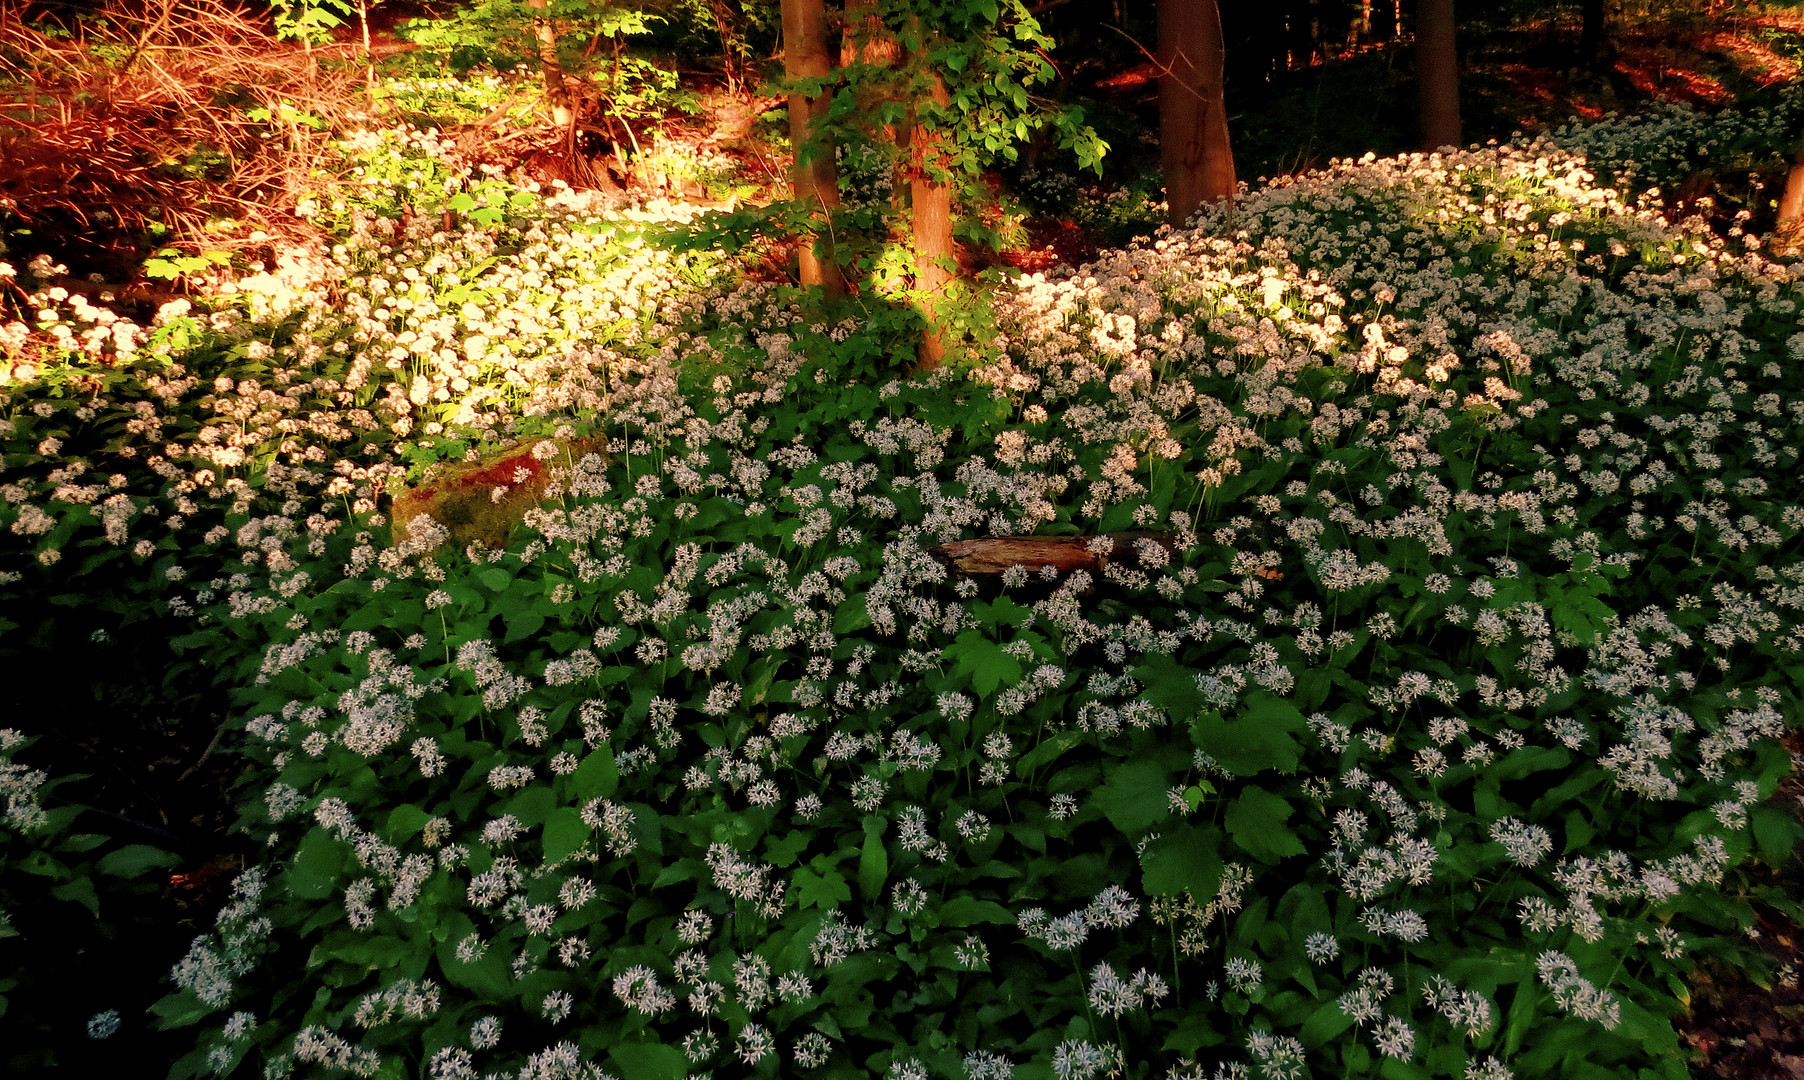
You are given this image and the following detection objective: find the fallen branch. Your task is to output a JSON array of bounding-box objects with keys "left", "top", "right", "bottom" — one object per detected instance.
[{"left": 932, "top": 531, "right": 1175, "bottom": 576}]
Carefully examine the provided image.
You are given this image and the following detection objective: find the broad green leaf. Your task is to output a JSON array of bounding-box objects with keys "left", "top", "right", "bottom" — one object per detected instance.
[
  {"left": 833, "top": 597, "right": 872, "bottom": 634},
  {"left": 542, "top": 807, "right": 589, "bottom": 864},
  {"left": 1094, "top": 759, "right": 1170, "bottom": 835},
  {"left": 946, "top": 629, "right": 1021, "bottom": 697},
  {"left": 1135, "top": 652, "right": 1206, "bottom": 723},
  {"left": 940, "top": 896, "right": 1015, "bottom": 927},
  {"left": 1193, "top": 693, "right": 1306, "bottom": 775},
  {"left": 1140, "top": 823, "right": 1224, "bottom": 901},
  {"left": 1224, "top": 789, "right": 1306, "bottom": 863},
  {"left": 792, "top": 866, "right": 852, "bottom": 910},
  {"left": 572, "top": 745, "right": 618, "bottom": 802},
  {"left": 608, "top": 1042, "right": 690, "bottom": 1080},
  {"left": 1300, "top": 998, "right": 1356, "bottom": 1047},
  {"left": 287, "top": 828, "right": 348, "bottom": 900},
  {"left": 97, "top": 843, "right": 180, "bottom": 879},
  {"left": 858, "top": 827, "right": 888, "bottom": 900}
]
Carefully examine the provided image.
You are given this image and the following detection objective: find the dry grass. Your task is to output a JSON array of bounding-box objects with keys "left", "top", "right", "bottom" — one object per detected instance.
[{"left": 0, "top": 0, "right": 368, "bottom": 270}]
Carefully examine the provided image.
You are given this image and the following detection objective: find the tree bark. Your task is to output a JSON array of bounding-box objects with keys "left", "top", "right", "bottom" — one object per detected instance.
[
  {"left": 782, "top": 0, "right": 846, "bottom": 298},
  {"left": 1372, "top": 0, "right": 1398, "bottom": 40},
  {"left": 1578, "top": 0, "right": 1606, "bottom": 68},
  {"left": 1778, "top": 134, "right": 1804, "bottom": 232},
  {"left": 1415, "top": 0, "right": 1460, "bottom": 151},
  {"left": 934, "top": 532, "right": 1177, "bottom": 576},
  {"left": 1159, "top": 0, "right": 1237, "bottom": 226},
  {"left": 1285, "top": 0, "right": 1314, "bottom": 69},
  {"left": 527, "top": 0, "right": 574, "bottom": 130},
  {"left": 910, "top": 65, "right": 954, "bottom": 370}
]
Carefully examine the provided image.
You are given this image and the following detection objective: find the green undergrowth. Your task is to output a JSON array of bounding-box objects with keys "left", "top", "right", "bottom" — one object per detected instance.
[{"left": 3, "top": 101, "right": 1804, "bottom": 1080}]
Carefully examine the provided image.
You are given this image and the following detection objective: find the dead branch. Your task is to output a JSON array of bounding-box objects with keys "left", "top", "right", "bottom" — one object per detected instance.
[{"left": 933, "top": 531, "right": 1176, "bottom": 576}]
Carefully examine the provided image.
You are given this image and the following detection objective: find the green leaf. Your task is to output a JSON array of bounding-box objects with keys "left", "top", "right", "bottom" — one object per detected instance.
[
  {"left": 1093, "top": 759, "right": 1171, "bottom": 835},
  {"left": 50, "top": 876, "right": 100, "bottom": 913},
  {"left": 1752, "top": 805, "right": 1802, "bottom": 863},
  {"left": 1224, "top": 789, "right": 1306, "bottom": 863},
  {"left": 572, "top": 745, "right": 619, "bottom": 802},
  {"left": 1300, "top": 997, "right": 1356, "bottom": 1047},
  {"left": 503, "top": 608, "right": 545, "bottom": 644},
  {"left": 833, "top": 597, "right": 872, "bottom": 634},
  {"left": 765, "top": 829, "right": 810, "bottom": 868},
  {"left": 436, "top": 917, "right": 512, "bottom": 999},
  {"left": 1193, "top": 693, "right": 1307, "bottom": 775},
  {"left": 1135, "top": 652, "right": 1206, "bottom": 721},
  {"left": 608, "top": 1042, "right": 690, "bottom": 1080},
  {"left": 940, "top": 896, "right": 1015, "bottom": 926},
  {"left": 97, "top": 844, "right": 181, "bottom": 879},
  {"left": 502, "top": 785, "right": 555, "bottom": 827},
  {"left": 1551, "top": 593, "right": 1614, "bottom": 645},
  {"left": 287, "top": 828, "right": 348, "bottom": 901},
  {"left": 542, "top": 807, "right": 590, "bottom": 864},
  {"left": 1140, "top": 823, "right": 1224, "bottom": 901},
  {"left": 946, "top": 629, "right": 1022, "bottom": 697},
  {"left": 792, "top": 866, "right": 852, "bottom": 909},
  {"left": 858, "top": 826, "right": 888, "bottom": 900},
  {"left": 384, "top": 803, "right": 432, "bottom": 842}
]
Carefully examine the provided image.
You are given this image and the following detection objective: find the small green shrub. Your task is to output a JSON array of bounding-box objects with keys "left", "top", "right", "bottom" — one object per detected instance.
[{"left": 0, "top": 732, "right": 182, "bottom": 1073}]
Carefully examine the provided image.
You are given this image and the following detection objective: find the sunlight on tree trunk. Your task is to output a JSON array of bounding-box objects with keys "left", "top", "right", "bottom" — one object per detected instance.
[
  {"left": 1159, "top": 0, "right": 1237, "bottom": 227},
  {"left": 1778, "top": 134, "right": 1804, "bottom": 248},
  {"left": 910, "top": 67, "right": 954, "bottom": 371},
  {"left": 1415, "top": 0, "right": 1460, "bottom": 151},
  {"left": 782, "top": 0, "right": 845, "bottom": 299},
  {"left": 527, "top": 0, "right": 574, "bottom": 131}
]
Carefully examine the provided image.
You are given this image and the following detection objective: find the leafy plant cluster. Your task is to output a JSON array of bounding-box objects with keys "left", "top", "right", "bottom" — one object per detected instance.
[
  {"left": 0, "top": 732, "right": 186, "bottom": 1073},
  {"left": 1544, "top": 88, "right": 1804, "bottom": 226},
  {"left": 3, "top": 102, "right": 1804, "bottom": 1080}
]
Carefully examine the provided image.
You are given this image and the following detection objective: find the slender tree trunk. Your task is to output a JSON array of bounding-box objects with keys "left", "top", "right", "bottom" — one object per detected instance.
[
  {"left": 1778, "top": 134, "right": 1804, "bottom": 233},
  {"left": 527, "top": 0, "right": 574, "bottom": 130},
  {"left": 1578, "top": 0, "right": 1606, "bottom": 68},
  {"left": 709, "top": 0, "right": 745, "bottom": 92},
  {"left": 782, "top": 0, "right": 846, "bottom": 298},
  {"left": 1160, "top": 0, "right": 1237, "bottom": 226},
  {"left": 1372, "top": 0, "right": 1398, "bottom": 40},
  {"left": 910, "top": 67, "right": 954, "bottom": 370},
  {"left": 1415, "top": 0, "right": 1460, "bottom": 151},
  {"left": 1285, "top": 0, "right": 1314, "bottom": 69}
]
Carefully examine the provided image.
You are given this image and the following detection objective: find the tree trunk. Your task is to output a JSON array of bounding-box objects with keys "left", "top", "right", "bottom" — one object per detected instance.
[
  {"left": 527, "top": 0, "right": 573, "bottom": 130},
  {"left": 782, "top": 0, "right": 846, "bottom": 298},
  {"left": 1415, "top": 0, "right": 1460, "bottom": 151},
  {"left": 1372, "top": 0, "right": 1398, "bottom": 40},
  {"left": 1778, "top": 134, "right": 1804, "bottom": 233},
  {"left": 910, "top": 67, "right": 955, "bottom": 370},
  {"left": 1285, "top": 0, "right": 1314, "bottom": 69},
  {"left": 1578, "top": 0, "right": 1606, "bottom": 68},
  {"left": 841, "top": 0, "right": 902, "bottom": 69},
  {"left": 1160, "top": 0, "right": 1237, "bottom": 226}
]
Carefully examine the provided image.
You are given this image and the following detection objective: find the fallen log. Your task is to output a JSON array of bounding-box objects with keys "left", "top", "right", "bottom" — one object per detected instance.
[
  {"left": 932, "top": 531, "right": 1176, "bottom": 576},
  {"left": 390, "top": 435, "right": 608, "bottom": 551}
]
